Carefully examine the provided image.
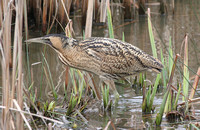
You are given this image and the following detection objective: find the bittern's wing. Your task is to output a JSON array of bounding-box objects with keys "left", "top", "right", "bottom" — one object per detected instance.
[{"left": 78, "top": 37, "right": 163, "bottom": 79}]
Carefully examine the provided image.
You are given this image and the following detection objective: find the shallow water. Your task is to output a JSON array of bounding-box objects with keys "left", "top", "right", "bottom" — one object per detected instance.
[{"left": 7, "top": 0, "right": 200, "bottom": 129}]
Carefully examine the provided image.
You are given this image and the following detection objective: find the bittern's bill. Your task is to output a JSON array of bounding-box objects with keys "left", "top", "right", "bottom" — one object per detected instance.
[{"left": 26, "top": 34, "right": 163, "bottom": 97}]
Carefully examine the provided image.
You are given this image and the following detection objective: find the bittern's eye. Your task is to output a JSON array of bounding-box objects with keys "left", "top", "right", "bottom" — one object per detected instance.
[{"left": 44, "top": 38, "right": 52, "bottom": 44}]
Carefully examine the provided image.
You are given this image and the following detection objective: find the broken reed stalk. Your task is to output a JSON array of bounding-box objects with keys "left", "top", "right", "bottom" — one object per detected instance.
[
  {"left": 183, "top": 34, "right": 189, "bottom": 101},
  {"left": 178, "top": 97, "right": 200, "bottom": 106},
  {"left": 189, "top": 67, "right": 200, "bottom": 99},
  {"left": 85, "top": 0, "right": 94, "bottom": 38}
]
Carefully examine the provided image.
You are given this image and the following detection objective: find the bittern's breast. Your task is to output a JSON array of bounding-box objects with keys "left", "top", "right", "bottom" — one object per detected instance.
[{"left": 60, "top": 47, "right": 102, "bottom": 75}]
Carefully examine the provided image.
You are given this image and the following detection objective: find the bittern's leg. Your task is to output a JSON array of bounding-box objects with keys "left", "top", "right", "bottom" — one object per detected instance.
[{"left": 103, "top": 79, "right": 119, "bottom": 101}]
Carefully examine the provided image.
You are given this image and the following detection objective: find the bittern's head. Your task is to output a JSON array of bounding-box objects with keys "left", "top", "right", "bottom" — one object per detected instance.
[{"left": 26, "top": 34, "right": 78, "bottom": 52}]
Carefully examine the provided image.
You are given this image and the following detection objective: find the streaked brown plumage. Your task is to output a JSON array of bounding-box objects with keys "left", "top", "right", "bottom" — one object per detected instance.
[{"left": 27, "top": 34, "right": 163, "bottom": 98}]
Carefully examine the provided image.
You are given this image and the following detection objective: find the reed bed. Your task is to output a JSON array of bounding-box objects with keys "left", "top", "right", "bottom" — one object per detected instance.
[
  {"left": 1, "top": 0, "right": 24, "bottom": 129},
  {"left": 146, "top": 8, "right": 200, "bottom": 126}
]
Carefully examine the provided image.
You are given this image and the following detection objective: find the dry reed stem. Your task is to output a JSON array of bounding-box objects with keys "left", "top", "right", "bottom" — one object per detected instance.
[
  {"left": 59, "top": 0, "right": 65, "bottom": 24},
  {"left": 172, "top": 0, "right": 174, "bottom": 15},
  {"left": 61, "top": 0, "right": 74, "bottom": 36},
  {"left": 13, "top": 0, "right": 24, "bottom": 129},
  {"left": 23, "top": 88, "right": 48, "bottom": 126},
  {"left": 75, "top": 110, "right": 88, "bottom": 123},
  {"left": 178, "top": 97, "right": 200, "bottom": 106},
  {"left": 61, "top": 0, "right": 76, "bottom": 91},
  {"left": 183, "top": 34, "right": 189, "bottom": 101},
  {"left": 168, "top": 54, "right": 181, "bottom": 89},
  {"left": 85, "top": 0, "right": 94, "bottom": 38},
  {"left": 123, "top": 0, "right": 133, "bottom": 19},
  {"left": 23, "top": 0, "right": 29, "bottom": 39},
  {"left": 170, "top": 84, "right": 184, "bottom": 97},
  {"left": 89, "top": 74, "right": 101, "bottom": 100},
  {"left": 42, "top": 0, "right": 48, "bottom": 33},
  {"left": 2, "top": 0, "right": 13, "bottom": 128},
  {"left": 189, "top": 67, "right": 200, "bottom": 99},
  {"left": 59, "top": 0, "right": 72, "bottom": 24},
  {"left": 13, "top": 99, "right": 32, "bottom": 130},
  {"left": 47, "top": 0, "right": 53, "bottom": 31},
  {"left": 48, "top": 123, "right": 52, "bottom": 130},
  {"left": 94, "top": 0, "right": 99, "bottom": 22},
  {"left": 35, "top": 0, "right": 42, "bottom": 28},
  {"left": 81, "top": 0, "right": 88, "bottom": 26},
  {"left": 24, "top": 103, "right": 38, "bottom": 129},
  {"left": 47, "top": 0, "right": 58, "bottom": 34},
  {"left": 0, "top": 1, "right": 2, "bottom": 28},
  {"left": 100, "top": 0, "right": 108, "bottom": 22},
  {"left": 0, "top": 105, "right": 64, "bottom": 125},
  {"left": 65, "top": 66, "right": 69, "bottom": 88},
  {"left": 11, "top": 2, "right": 19, "bottom": 104},
  {"left": 66, "top": 0, "right": 72, "bottom": 14},
  {"left": 104, "top": 121, "right": 111, "bottom": 130},
  {"left": 103, "top": 121, "right": 116, "bottom": 130}
]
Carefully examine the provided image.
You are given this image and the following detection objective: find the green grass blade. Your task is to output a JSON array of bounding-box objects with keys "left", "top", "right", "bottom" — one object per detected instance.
[
  {"left": 146, "top": 85, "right": 151, "bottom": 112},
  {"left": 69, "top": 68, "right": 78, "bottom": 94},
  {"left": 42, "top": 53, "right": 57, "bottom": 99},
  {"left": 78, "top": 76, "right": 84, "bottom": 104},
  {"left": 149, "top": 74, "right": 161, "bottom": 112},
  {"left": 147, "top": 9, "right": 157, "bottom": 58},
  {"left": 156, "top": 54, "right": 179, "bottom": 126},
  {"left": 160, "top": 49, "right": 167, "bottom": 89},
  {"left": 155, "top": 87, "right": 170, "bottom": 126},
  {"left": 173, "top": 84, "right": 181, "bottom": 110},
  {"left": 107, "top": 7, "right": 114, "bottom": 38},
  {"left": 164, "top": 91, "right": 171, "bottom": 113},
  {"left": 190, "top": 124, "right": 200, "bottom": 130},
  {"left": 122, "top": 32, "right": 125, "bottom": 42},
  {"left": 168, "top": 37, "right": 173, "bottom": 77}
]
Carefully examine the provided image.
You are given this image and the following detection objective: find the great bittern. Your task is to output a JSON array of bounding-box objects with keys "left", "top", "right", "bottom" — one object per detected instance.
[{"left": 27, "top": 34, "right": 163, "bottom": 98}]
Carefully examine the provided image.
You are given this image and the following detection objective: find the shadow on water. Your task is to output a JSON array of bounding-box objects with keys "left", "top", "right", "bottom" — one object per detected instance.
[{"left": 16, "top": 0, "right": 200, "bottom": 129}]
